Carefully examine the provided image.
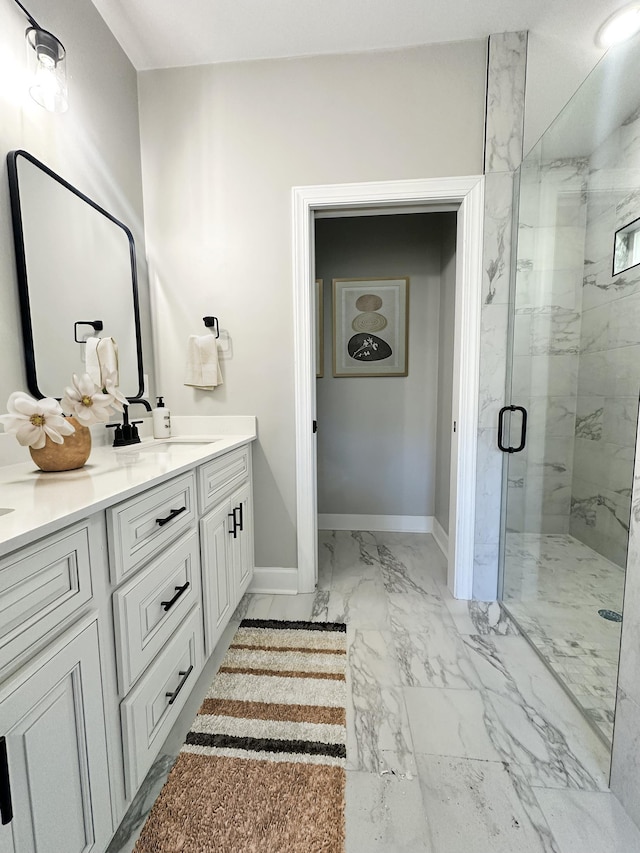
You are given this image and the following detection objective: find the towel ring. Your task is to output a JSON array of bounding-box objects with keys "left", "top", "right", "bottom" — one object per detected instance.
[
  {"left": 203, "top": 316, "right": 220, "bottom": 338},
  {"left": 74, "top": 320, "right": 104, "bottom": 342}
]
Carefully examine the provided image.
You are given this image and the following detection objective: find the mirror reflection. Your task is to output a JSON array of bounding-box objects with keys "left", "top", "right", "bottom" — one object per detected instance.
[{"left": 7, "top": 150, "right": 144, "bottom": 400}]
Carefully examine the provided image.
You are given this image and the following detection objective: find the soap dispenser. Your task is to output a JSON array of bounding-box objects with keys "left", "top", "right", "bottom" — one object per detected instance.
[{"left": 152, "top": 396, "right": 172, "bottom": 438}]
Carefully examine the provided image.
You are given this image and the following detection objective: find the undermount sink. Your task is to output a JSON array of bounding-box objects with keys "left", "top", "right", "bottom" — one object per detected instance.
[
  {"left": 133, "top": 438, "right": 220, "bottom": 453},
  {"left": 0, "top": 508, "right": 14, "bottom": 516}
]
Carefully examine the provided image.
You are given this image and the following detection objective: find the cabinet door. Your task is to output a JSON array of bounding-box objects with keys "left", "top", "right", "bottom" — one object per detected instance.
[
  {"left": 200, "top": 501, "right": 234, "bottom": 656},
  {"left": 230, "top": 482, "right": 254, "bottom": 603},
  {"left": 0, "top": 620, "right": 112, "bottom": 853}
]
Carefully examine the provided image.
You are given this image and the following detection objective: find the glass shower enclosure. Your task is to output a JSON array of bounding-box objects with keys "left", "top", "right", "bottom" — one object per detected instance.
[{"left": 499, "top": 34, "right": 640, "bottom": 746}]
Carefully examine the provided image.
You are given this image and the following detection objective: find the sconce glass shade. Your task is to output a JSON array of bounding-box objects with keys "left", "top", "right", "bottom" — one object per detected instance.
[{"left": 26, "top": 27, "right": 68, "bottom": 113}]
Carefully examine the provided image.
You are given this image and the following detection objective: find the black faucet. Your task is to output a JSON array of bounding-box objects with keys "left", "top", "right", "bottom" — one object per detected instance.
[
  {"left": 126, "top": 399, "right": 153, "bottom": 413},
  {"left": 106, "top": 400, "right": 151, "bottom": 447}
]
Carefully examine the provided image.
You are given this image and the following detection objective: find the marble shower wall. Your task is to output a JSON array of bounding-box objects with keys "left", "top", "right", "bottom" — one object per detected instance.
[
  {"left": 473, "top": 32, "right": 527, "bottom": 599},
  {"left": 507, "top": 156, "right": 588, "bottom": 537},
  {"left": 569, "top": 109, "right": 640, "bottom": 568}
]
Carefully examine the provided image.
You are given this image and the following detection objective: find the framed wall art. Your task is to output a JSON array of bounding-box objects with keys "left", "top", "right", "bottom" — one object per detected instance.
[
  {"left": 332, "top": 277, "right": 409, "bottom": 377},
  {"left": 315, "top": 279, "right": 324, "bottom": 377}
]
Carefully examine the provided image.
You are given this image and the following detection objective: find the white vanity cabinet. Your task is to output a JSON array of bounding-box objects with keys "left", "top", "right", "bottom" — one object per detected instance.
[
  {"left": 229, "top": 480, "right": 254, "bottom": 603},
  {"left": 107, "top": 473, "right": 206, "bottom": 798},
  {"left": 120, "top": 606, "right": 204, "bottom": 796},
  {"left": 106, "top": 470, "right": 197, "bottom": 586},
  {"left": 0, "top": 619, "right": 112, "bottom": 853},
  {"left": 199, "top": 500, "right": 235, "bottom": 654},
  {"left": 112, "top": 528, "right": 202, "bottom": 694},
  {"left": 0, "top": 434, "right": 255, "bottom": 853},
  {"left": 198, "top": 446, "right": 254, "bottom": 656},
  {"left": 0, "top": 518, "right": 114, "bottom": 853},
  {"left": 0, "top": 519, "right": 103, "bottom": 681}
]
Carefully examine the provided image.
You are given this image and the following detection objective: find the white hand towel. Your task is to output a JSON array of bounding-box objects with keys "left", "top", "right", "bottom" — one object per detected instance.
[
  {"left": 85, "top": 337, "right": 102, "bottom": 387},
  {"left": 85, "top": 336, "right": 120, "bottom": 389},
  {"left": 184, "top": 335, "right": 223, "bottom": 390}
]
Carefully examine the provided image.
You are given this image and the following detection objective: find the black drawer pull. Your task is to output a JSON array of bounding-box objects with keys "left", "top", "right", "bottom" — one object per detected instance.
[
  {"left": 165, "top": 665, "right": 194, "bottom": 705},
  {"left": 228, "top": 511, "right": 238, "bottom": 539},
  {"left": 160, "top": 581, "right": 190, "bottom": 612},
  {"left": 156, "top": 506, "right": 187, "bottom": 527},
  {"left": 0, "top": 737, "right": 13, "bottom": 826}
]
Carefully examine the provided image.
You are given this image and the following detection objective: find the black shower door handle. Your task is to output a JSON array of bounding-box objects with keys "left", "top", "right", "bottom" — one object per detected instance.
[{"left": 497, "top": 405, "right": 528, "bottom": 453}]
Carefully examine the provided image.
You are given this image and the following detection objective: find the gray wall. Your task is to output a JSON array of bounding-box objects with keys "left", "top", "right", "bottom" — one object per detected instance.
[
  {"left": 137, "top": 41, "right": 488, "bottom": 570},
  {"left": 315, "top": 213, "right": 455, "bottom": 519},
  {"left": 0, "top": 0, "right": 153, "bottom": 408},
  {"left": 434, "top": 222, "right": 456, "bottom": 534}
]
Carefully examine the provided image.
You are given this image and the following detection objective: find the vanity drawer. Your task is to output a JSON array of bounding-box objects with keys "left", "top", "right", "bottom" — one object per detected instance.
[
  {"left": 198, "top": 445, "right": 250, "bottom": 514},
  {"left": 121, "top": 605, "right": 203, "bottom": 797},
  {"left": 113, "top": 531, "right": 201, "bottom": 693},
  {"left": 107, "top": 471, "right": 197, "bottom": 584},
  {"left": 0, "top": 521, "right": 96, "bottom": 677}
]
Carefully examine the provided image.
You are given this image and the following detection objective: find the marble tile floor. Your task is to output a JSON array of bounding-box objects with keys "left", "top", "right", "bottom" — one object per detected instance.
[
  {"left": 108, "top": 530, "right": 640, "bottom": 853},
  {"left": 503, "top": 532, "right": 625, "bottom": 743}
]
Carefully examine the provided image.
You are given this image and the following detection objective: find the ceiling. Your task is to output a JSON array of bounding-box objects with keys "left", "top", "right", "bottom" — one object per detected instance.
[{"left": 90, "top": 0, "right": 621, "bottom": 71}]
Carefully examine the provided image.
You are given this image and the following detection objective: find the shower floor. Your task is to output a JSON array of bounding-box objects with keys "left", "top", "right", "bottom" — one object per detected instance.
[{"left": 502, "top": 533, "right": 625, "bottom": 744}]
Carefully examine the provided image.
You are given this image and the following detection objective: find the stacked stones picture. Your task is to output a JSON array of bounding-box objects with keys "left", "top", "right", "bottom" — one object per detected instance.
[{"left": 332, "top": 277, "right": 409, "bottom": 377}]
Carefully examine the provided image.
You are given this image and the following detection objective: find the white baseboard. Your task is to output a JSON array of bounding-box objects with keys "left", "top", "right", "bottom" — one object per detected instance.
[
  {"left": 249, "top": 567, "right": 298, "bottom": 595},
  {"left": 432, "top": 517, "right": 449, "bottom": 559},
  {"left": 318, "top": 514, "right": 434, "bottom": 533}
]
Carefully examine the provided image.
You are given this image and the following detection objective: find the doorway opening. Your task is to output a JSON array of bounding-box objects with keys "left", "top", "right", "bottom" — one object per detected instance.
[
  {"left": 314, "top": 211, "right": 457, "bottom": 555},
  {"left": 292, "top": 176, "right": 484, "bottom": 598}
]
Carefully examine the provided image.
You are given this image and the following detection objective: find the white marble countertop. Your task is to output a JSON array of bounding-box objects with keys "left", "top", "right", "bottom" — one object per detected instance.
[{"left": 0, "top": 416, "right": 257, "bottom": 557}]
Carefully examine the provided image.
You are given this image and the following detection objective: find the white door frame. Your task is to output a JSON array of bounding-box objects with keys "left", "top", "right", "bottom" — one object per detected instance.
[{"left": 292, "top": 175, "right": 484, "bottom": 599}]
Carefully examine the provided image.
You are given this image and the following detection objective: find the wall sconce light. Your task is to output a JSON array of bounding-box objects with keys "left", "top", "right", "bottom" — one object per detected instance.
[{"left": 13, "top": 0, "right": 68, "bottom": 113}]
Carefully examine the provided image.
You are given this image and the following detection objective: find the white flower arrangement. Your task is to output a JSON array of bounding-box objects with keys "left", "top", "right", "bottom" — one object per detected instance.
[
  {"left": 61, "top": 373, "right": 117, "bottom": 426},
  {"left": 0, "top": 393, "right": 75, "bottom": 449},
  {"left": 1, "top": 372, "right": 128, "bottom": 449}
]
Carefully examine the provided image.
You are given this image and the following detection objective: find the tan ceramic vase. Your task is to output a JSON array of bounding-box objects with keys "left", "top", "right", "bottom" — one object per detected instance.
[{"left": 29, "top": 417, "right": 92, "bottom": 472}]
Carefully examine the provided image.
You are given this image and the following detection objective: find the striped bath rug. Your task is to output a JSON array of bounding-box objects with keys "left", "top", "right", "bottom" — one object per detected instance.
[{"left": 134, "top": 619, "right": 347, "bottom": 852}]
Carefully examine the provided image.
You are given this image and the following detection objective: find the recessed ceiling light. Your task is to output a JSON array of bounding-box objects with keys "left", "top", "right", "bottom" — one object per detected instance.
[{"left": 596, "top": 3, "right": 640, "bottom": 48}]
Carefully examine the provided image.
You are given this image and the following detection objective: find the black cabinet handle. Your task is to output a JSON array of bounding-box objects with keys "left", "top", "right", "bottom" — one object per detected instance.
[
  {"left": 156, "top": 506, "right": 187, "bottom": 527},
  {"left": 165, "top": 665, "right": 194, "bottom": 705},
  {"left": 497, "top": 405, "right": 528, "bottom": 453},
  {"left": 160, "top": 581, "right": 190, "bottom": 612},
  {"left": 228, "top": 511, "right": 238, "bottom": 539},
  {"left": 0, "top": 737, "right": 13, "bottom": 826},
  {"left": 234, "top": 504, "right": 244, "bottom": 533}
]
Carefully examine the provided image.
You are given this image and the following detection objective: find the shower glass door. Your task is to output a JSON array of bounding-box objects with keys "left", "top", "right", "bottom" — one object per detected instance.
[{"left": 499, "top": 42, "right": 640, "bottom": 745}]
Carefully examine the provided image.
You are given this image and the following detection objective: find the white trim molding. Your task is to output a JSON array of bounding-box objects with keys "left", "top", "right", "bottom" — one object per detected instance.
[
  {"left": 249, "top": 567, "right": 299, "bottom": 595},
  {"left": 432, "top": 517, "right": 449, "bottom": 559},
  {"left": 318, "top": 515, "right": 433, "bottom": 533},
  {"left": 448, "top": 176, "right": 484, "bottom": 599},
  {"left": 292, "top": 175, "right": 484, "bottom": 598}
]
